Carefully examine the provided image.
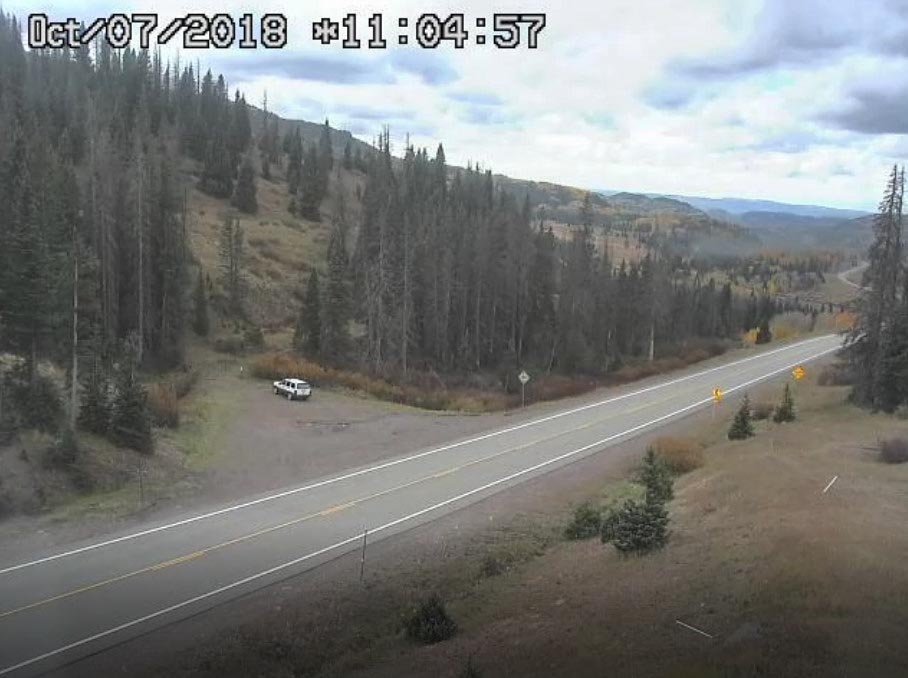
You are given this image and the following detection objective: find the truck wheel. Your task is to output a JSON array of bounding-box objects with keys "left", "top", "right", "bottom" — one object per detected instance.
[
  {"left": 287, "top": 392, "right": 293, "bottom": 401},
  {"left": 301, "top": 395, "right": 309, "bottom": 401}
]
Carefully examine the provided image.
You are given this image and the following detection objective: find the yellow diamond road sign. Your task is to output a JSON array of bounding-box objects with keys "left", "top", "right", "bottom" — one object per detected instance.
[
  {"left": 793, "top": 366, "right": 806, "bottom": 381},
  {"left": 712, "top": 387, "right": 723, "bottom": 403}
]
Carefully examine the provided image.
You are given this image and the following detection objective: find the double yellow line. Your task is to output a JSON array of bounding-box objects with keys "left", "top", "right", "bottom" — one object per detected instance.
[{"left": 0, "top": 375, "right": 717, "bottom": 621}]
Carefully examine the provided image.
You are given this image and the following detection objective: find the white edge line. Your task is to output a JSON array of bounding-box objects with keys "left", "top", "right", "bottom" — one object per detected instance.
[
  {"left": 822, "top": 475, "right": 838, "bottom": 494},
  {"left": 0, "top": 344, "right": 838, "bottom": 677},
  {"left": 0, "top": 335, "right": 837, "bottom": 577},
  {"left": 675, "top": 619, "right": 714, "bottom": 639}
]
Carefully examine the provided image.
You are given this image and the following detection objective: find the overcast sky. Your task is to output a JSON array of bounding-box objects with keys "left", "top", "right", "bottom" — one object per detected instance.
[{"left": 14, "top": 0, "right": 908, "bottom": 210}]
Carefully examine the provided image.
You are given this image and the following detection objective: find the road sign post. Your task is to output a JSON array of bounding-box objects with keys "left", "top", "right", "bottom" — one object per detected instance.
[
  {"left": 360, "top": 528, "right": 368, "bottom": 582},
  {"left": 518, "top": 370, "right": 531, "bottom": 408},
  {"left": 711, "top": 387, "right": 722, "bottom": 420}
]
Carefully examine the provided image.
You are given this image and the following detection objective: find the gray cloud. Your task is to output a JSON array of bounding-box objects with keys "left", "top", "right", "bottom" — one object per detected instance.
[
  {"left": 669, "top": 0, "right": 908, "bottom": 80},
  {"left": 642, "top": 80, "right": 699, "bottom": 110},
  {"left": 823, "top": 84, "right": 908, "bottom": 134},
  {"left": 388, "top": 49, "right": 458, "bottom": 85},
  {"left": 212, "top": 49, "right": 458, "bottom": 88},
  {"left": 214, "top": 53, "right": 395, "bottom": 85},
  {"left": 334, "top": 104, "right": 416, "bottom": 121},
  {"left": 459, "top": 106, "right": 519, "bottom": 126},
  {"left": 748, "top": 131, "right": 821, "bottom": 154},
  {"left": 447, "top": 90, "right": 503, "bottom": 106}
]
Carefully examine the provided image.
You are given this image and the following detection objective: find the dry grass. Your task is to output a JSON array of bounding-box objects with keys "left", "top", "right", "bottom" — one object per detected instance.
[
  {"left": 752, "top": 401, "right": 775, "bottom": 420},
  {"left": 147, "top": 383, "right": 179, "bottom": 428},
  {"left": 146, "top": 371, "right": 198, "bottom": 428},
  {"left": 818, "top": 362, "right": 854, "bottom": 386},
  {"left": 649, "top": 436, "right": 703, "bottom": 474},
  {"left": 879, "top": 437, "right": 908, "bottom": 464},
  {"left": 251, "top": 341, "right": 727, "bottom": 414}
]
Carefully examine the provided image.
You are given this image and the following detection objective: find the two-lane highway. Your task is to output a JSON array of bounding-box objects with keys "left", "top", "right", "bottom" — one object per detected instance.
[{"left": 0, "top": 334, "right": 843, "bottom": 676}]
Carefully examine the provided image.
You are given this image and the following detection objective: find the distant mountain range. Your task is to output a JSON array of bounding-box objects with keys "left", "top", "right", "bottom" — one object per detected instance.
[
  {"left": 596, "top": 191, "right": 870, "bottom": 220},
  {"left": 594, "top": 189, "right": 873, "bottom": 251}
]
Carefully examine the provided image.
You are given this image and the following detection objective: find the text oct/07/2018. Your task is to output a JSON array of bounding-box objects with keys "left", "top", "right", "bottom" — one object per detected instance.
[
  {"left": 26, "top": 12, "right": 546, "bottom": 50},
  {"left": 27, "top": 13, "right": 289, "bottom": 49}
]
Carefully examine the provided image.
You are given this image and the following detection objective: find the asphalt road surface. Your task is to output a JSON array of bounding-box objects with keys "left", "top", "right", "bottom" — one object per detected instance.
[{"left": 0, "top": 334, "right": 843, "bottom": 677}]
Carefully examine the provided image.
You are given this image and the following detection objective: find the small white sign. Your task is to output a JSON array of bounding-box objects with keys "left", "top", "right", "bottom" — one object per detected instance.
[{"left": 518, "top": 370, "right": 531, "bottom": 385}]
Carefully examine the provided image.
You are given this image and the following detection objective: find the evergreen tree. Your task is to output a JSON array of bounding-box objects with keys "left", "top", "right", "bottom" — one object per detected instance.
[
  {"left": 608, "top": 497, "right": 669, "bottom": 553},
  {"left": 849, "top": 166, "right": 905, "bottom": 410},
  {"left": 640, "top": 447, "right": 673, "bottom": 503},
  {"left": 294, "top": 269, "right": 322, "bottom": 356},
  {"left": 110, "top": 362, "right": 153, "bottom": 454},
  {"left": 755, "top": 316, "right": 772, "bottom": 344},
  {"left": 298, "top": 144, "right": 323, "bottom": 221},
  {"left": 192, "top": 270, "right": 209, "bottom": 336},
  {"left": 318, "top": 118, "right": 334, "bottom": 179},
  {"left": 322, "top": 226, "right": 351, "bottom": 365},
  {"left": 228, "top": 91, "right": 252, "bottom": 165},
  {"left": 728, "top": 394, "right": 755, "bottom": 440},
  {"left": 78, "top": 364, "right": 110, "bottom": 435},
  {"left": 343, "top": 142, "right": 353, "bottom": 170},
  {"left": 218, "top": 217, "right": 245, "bottom": 316},
  {"left": 231, "top": 154, "right": 257, "bottom": 213},
  {"left": 261, "top": 151, "right": 271, "bottom": 181},
  {"left": 199, "top": 128, "right": 234, "bottom": 198},
  {"left": 773, "top": 383, "right": 796, "bottom": 423},
  {"left": 286, "top": 129, "right": 303, "bottom": 193}
]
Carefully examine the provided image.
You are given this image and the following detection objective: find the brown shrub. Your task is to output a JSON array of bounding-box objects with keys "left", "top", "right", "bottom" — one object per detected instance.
[
  {"left": 818, "top": 364, "right": 854, "bottom": 386},
  {"left": 531, "top": 374, "right": 596, "bottom": 402},
  {"left": 751, "top": 402, "right": 774, "bottom": 421},
  {"left": 651, "top": 436, "right": 704, "bottom": 474},
  {"left": 880, "top": 437, "right": 908, "bottom": 464},
  {"left": 214, "top": 335, "right": 246, "bottom": 354},
  {"left": 681, "top": 348, "right": 710, "bottom": 365},
  {"left": 173, "top": 370, "right": 198, "bottom": 399},
  {"left": 146, "top": 383, "right": 179, "bottom": 428}
]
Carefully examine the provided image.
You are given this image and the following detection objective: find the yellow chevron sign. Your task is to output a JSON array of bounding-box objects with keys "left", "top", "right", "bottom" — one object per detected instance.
[
  {"left": 712, "top": 387, "right": 723, "bottom": 403},
  {"left": 792, "top": 366, "right": 806, "bottom": 381}
]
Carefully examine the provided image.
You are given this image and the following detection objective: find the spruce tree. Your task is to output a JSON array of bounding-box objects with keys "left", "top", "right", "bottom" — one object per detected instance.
[
  {"left": 610, "top": 497, "right": 669, "bottom": 553},
  {"left": 773, "top": 383, "right": 796, "bottom": 423},
  {"left": 110, "top": 363, "right": 152, "bottom": 454},
  {"left": 199, "top": 130, "right": 234, "bottom": 198},
  {"left": 322, "top": 226, "right": 351, "bottom": 365},
  {"left": 231, "top": 154, "right": 257, "bottom": 213},
  {"left": 640, "top": 447, "right": 673, "bottom": 503},
  {"left": 218, "top": 217, "right": 245, "bottom": 316},
  {"left": 318, "top": 118, "right": 334, "bottom": 179},
  {"left": 755, "top": 317, "right": 772, "bottom": 344},
  {"left": 728, "top": 394, "right": 755, "bottom": 440},
  {"left": 192, "top": 269, "right": 209, "bottom": 336},
  {"left": 849, "top": 166, "right": 905, "bottom": 410},
  {"left": 298, "top": 145, "right": 323, "bottom": 221},
  {"left": 294, "top": 269, "right": 321, "bottom": 356},
  {"left": 78, "top": 365, "right": 111, "bottom": 435}
]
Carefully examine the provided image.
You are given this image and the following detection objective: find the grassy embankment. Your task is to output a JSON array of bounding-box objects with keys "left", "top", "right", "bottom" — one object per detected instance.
[{"left": 176, "top": 368, "right": 908, "bottom": 678}]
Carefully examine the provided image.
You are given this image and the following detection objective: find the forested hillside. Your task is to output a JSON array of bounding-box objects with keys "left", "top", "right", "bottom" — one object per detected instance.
[{"left": 0, "top": 10, "right": 826, "bottom": 451}]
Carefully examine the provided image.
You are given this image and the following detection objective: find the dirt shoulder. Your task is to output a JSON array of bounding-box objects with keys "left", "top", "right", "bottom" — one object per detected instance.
[{"left": 58, "top": 361, "right": 908, "bottom": 678}]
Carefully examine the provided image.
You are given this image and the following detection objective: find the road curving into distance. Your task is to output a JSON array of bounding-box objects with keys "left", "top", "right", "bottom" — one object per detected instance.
[{"left": 0, "top": 334, "right": 844, "bottom": 677}]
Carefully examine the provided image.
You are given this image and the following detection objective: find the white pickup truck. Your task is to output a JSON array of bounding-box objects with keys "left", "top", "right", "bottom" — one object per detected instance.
[{"left": 273, "top": 378, "right": 312, "bottom": 401}]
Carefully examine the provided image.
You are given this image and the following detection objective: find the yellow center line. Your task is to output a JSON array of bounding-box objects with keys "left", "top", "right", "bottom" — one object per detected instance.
[{"left": 0, "top": 370, "right": 748, "bottom": 620}]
